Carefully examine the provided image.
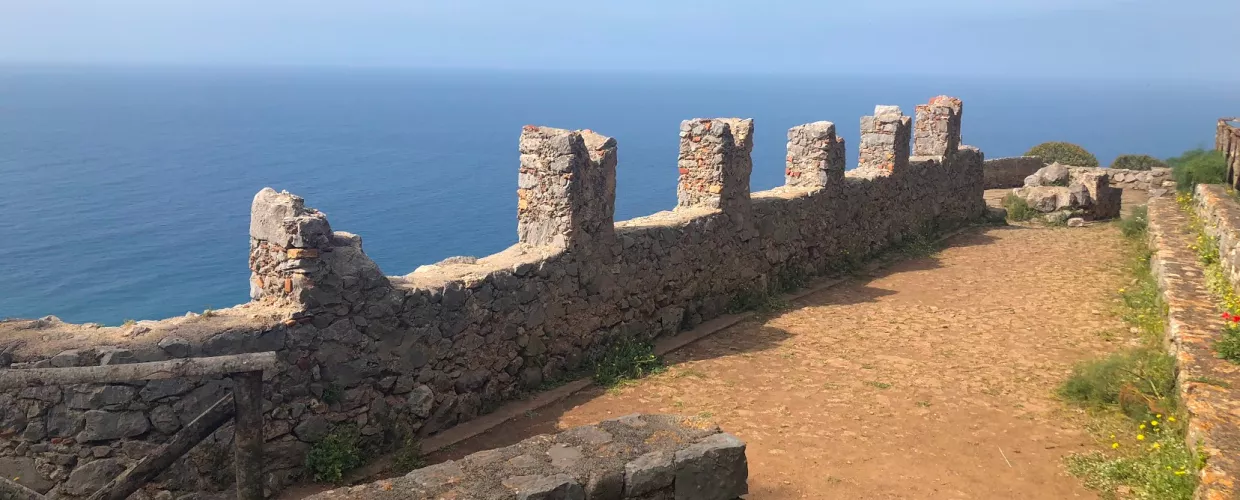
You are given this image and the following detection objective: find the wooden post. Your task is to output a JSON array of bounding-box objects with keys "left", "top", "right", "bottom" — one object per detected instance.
[
  {"left": 232, "top": 370, "right": 265, "bottom": 500},
  {"left": 88, "top": 395, "right": 235, "bottom": 500}
]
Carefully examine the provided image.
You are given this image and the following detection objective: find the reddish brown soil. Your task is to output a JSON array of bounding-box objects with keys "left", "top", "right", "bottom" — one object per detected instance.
[{"left": 429, "top": 220, "right": 1131, "bottom": 499}]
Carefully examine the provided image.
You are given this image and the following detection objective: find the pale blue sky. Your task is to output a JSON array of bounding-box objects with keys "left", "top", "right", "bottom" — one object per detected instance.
[{"left": 2, "top": 0, "right": 1237, "bottom": 80}]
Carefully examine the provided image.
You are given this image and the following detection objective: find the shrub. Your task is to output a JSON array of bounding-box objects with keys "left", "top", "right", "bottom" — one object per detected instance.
[
  {"left": 1167, "top": 148, "right": 1227, "bottom": 191},
  {"left": 1059, "top": 349, "right": 1176, "bottom": 420},
  {"left": 305, "top": 424, "right": 364, "bottom": 483},
  {"left": 1026, "top": 142, "right": 1100, "bottom": 168},
  {"left": 1111, "top": 154, "right": 1169, "bottom": 171},
  {"left": 1002, "top": 193, "right": 1037, "bottom": 222}
]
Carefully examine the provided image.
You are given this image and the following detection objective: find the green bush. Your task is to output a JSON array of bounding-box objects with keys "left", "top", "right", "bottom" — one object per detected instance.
[
  {"left": 305, "top": 424, "right": 364, "bottom": 483},
  {"left": 1111, "top": 154, "right": 1169, "bottom": 171},
  {"left": 1026, "top": 142, "right": 1100, "bottom": 168},
  {"left": 1002, "top": 193, "right": 1037, "bottom": 222},
  {"left": 1167, "top": 148, "right": 1227, "bottom": 191},
  {"left": 1059, "top": 349, "right": 1176, "bottom": 420}
]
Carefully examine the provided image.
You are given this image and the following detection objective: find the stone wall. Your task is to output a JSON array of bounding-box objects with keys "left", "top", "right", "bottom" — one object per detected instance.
[
  {"left": 1147, "top": 189, "right": 1240, "bottom": 500},
  {"left": 982, "top": 156, "right": 1174, "bottom": 195},
  {"left": 1075, "top": 167, "right": 1173, "bottom": 196},
  {"left": 306, "top": 414, "right": 748, "bottom": 500},
  {"left": 0, "top": 96, "right": 987, "bottom": 499},
  {"left": 982, "top": 156, "right": 1043, "bottom": 189},
  {"left": 1220, "top": 118, "right": 1240, "bottom": 190}
]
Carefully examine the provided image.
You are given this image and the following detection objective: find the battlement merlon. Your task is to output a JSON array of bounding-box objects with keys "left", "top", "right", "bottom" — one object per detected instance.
[
  {"left": 914, "top": 95, "right": 963, "bottom": 157},
  {"left": 676, "top": 118, "right": 754, "bottom": 213},
  {"left": 517, "top": 125, "right": 617, "bottom": 253},
  {"left": 248, "top": 188, "right": 388, "bottom": 309},
  {"left": 858, "top": 105, "right": 911, "bottom": 175},
  {"left": 785, "top": 121, "right": 845, "bottom": 189}
]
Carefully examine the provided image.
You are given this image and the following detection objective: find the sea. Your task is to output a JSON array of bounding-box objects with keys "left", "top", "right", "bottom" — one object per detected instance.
[{"left": 1, "top": 66, "right": 1237, "bottom": 325}]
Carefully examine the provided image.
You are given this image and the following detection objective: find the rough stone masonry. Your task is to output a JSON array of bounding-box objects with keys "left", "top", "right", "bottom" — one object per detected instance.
[
  {"left": 0, "top": 95, "right": 986, "bottom": 499},
  {"left": 307, "top": 414, "right": 748, "bottom": 500}
]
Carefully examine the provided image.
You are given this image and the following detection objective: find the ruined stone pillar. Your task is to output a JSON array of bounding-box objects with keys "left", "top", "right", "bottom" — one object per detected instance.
[
  {"left": 517, "top": 126, "right": 617, "bottom": 252},
  {"left": 913, "top": 96, "right": 963, "bottom": 157},
  {"left": 249, "top": 188, "right": 387, "bottom": 311},
  {"left": 858, "top": 106, "right": 911, "bottom": 174},
  {"left": 677, "top": 118, "right": 754, "bottom": 212},
  {"left": 785, "top": 121, "right": 845, "bottom": 189}
]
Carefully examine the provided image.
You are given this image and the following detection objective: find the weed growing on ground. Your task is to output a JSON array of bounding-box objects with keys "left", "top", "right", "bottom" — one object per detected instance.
[
  {"left": 1120, "top": 206, "right": 1149, "bottom": 239},
  {"left": 1066, "top": 415, "right": 1197, "bottom": 500},
  {"left": 121, "top": 319, "right": 136, "bottom": 327},
  {"left": 1216, "top": 314, "right": 1240, "bottom": 363},
  {"left": 865, "top": 380, "right": 892, "bottom": 390},
  {"left": 1060, "top": 213, "right": 1197, "bottom": 498},
  {"left": 592, "top": 338, "right": 664, "bottom": 388},
  {"left": 305, "top": 424, "right": 364, "bottom": 484},
  {"left": 726, "top": 287, "right": 787, "bottom": 314},
  {"left": 391, "top": 435, "right": 426, "bottom": 474},
  {"left": 1002, "top": 193, "right": 1037, "bottom": 222}
]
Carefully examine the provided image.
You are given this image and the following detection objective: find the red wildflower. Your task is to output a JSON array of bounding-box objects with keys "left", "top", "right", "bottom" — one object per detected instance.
[
  {"left": 1225, "top": 312, "right": 1233, "bottom": 321},
  {"left": 1232, "top": 316, "right": 1239, "bottom": 323}
]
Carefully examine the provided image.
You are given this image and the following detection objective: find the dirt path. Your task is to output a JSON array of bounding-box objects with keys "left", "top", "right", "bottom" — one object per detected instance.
[{"left": 430, "top": 221, "right": 1133, "bottom": 499}]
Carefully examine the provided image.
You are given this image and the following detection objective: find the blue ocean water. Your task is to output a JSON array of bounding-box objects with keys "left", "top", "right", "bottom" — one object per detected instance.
[{"left": 1, "top": 66, "right": 1237, "bottom": 325}]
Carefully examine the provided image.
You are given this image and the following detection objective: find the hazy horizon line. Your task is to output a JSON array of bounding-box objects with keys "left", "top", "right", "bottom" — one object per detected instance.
[{"left": 3, "top": 60, "right": 1240, "bottom": 86}]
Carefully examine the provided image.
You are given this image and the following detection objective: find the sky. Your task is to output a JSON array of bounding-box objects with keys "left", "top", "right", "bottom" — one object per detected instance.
[{"left": 1, "top": 0, "right": 1238, "bottom": 80}]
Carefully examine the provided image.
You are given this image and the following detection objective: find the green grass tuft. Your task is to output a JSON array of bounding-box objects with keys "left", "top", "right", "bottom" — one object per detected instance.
[{"left": 592, "top": 338, "right": 665, "bottom": 388}]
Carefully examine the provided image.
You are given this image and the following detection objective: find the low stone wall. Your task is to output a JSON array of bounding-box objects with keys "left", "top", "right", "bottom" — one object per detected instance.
[
  {"left": 982, "top": 156, "right": 1174, "bottom": 196},
  {"left": 1147, "top": 188, "right": 1240, "bottom": 500},
  {"left": 0, "top": 96, "right": 986, "bottom": 498},
  {"left": 1080, "top": 167, "right": 1173, "bottom": 195},
  {"left": 307, "top": 414, "right": 747, "bottom": 500},
  {"left": 982, "top": 156, "right": 1042, "bottom": 189}
]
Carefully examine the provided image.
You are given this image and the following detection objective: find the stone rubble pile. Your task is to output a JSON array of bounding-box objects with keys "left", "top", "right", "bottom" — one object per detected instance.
[{"left": 1012, "top": 163, "right": 1122, "bottom": 223}]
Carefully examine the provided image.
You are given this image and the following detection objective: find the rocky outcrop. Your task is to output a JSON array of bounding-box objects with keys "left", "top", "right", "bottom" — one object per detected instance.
[{"left": 305, "top": 414, "right": 748, "bottom": 500}]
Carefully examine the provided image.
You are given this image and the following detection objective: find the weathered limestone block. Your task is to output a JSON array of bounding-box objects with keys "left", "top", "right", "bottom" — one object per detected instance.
[
  {"left": 913, "top": 95, "right": 962, "bottom": 157},
  {"left": 304, "top": 415, "right": 747, "bottom": 500},
  {"left": 1024, "top": 163, "right": 1070, "bottom": 187},
  {"left": 517, "top": 126, "right": 618, "bottom": 253},
  {"left": 677, "top": 118, "right": 754, "bottom": 213},
  {"left": 785, "top": 121, "right": 845, "bottom": 188},
  {"left": 1069, "top": 170, "right": 1121, "bottom": 219},
  {"left": 858, "top": 105, "right": 911, "bottom": 174}
]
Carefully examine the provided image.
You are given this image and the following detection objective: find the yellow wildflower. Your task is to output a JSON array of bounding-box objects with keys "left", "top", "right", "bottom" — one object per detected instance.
[
  {"left": 1168, "top": 416, "right": 1176, "bottom": 422},
  {"left": 1137, "top": 434, "right": 1145, "bottom": 441},
  {"left": 1175, "top": 470, "right": 1187, "bottom": 476},
  {"left": 1140, "top": 424, "right": 1146, "bottom": 430},
  {"left": 1112, "top": 443, "right": 1120, "bottom": 449},
  {"left": 1151, "top": 420, "right": 1159, "bottom": 426}
]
